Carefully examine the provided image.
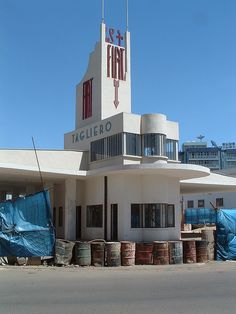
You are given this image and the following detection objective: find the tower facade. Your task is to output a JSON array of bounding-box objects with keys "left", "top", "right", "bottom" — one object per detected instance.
[{"left": 75, "top": 23, "right": 131, "bottom": 130}]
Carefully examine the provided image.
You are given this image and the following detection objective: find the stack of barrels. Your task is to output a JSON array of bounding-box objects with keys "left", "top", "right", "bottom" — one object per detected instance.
[{"left": 55, "top": 234, "right": 215, "bottom": 267}]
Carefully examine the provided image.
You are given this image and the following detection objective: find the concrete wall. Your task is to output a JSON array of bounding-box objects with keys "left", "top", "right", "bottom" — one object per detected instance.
[{"left": 82, "top": 173, "right": 181, "bottom": 242}]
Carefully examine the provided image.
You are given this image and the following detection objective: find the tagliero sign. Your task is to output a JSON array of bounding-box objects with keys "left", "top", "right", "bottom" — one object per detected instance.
[{"left": 72, "top": 121, "right": 112, "bottom": 143}]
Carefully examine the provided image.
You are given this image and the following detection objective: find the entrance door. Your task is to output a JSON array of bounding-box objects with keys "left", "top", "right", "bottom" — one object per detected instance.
[
  {"left": 76, "top": 206, "right": 82, "bottom": 239},
  {"left": 111, "top": 204, "right": 118, "bottom": 241}
]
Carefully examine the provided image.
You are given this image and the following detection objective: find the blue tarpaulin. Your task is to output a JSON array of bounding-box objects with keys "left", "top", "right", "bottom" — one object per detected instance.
[
  {"left": 184, "top": 208, "right": 216, "bottom": 225},
  {"left": 0, "top": 190, "right": 55, "bottom": 257},
  {"left": 216, "top": 209, "right": 236, "bottom": 261}
]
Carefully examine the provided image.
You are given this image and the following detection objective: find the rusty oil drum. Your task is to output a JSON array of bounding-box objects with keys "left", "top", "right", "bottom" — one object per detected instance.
[
  {"left": 75, "top": 241, "right": 91, "bottom": 266},
  {"left": 91, "top": 242, "right": 105, "bottom": 267},
  {"left": 168, "top": 241, "right": 183, "bottom": 264},
  {"left": 183, "top": 240, "right": 196, "bottom": 263},
  {"left": 105, "top": 242, "right": 121, "bottom": 267},
  {"left": 121, "top": 241, "right": 135, "bottom": 266},
  {"left": 201, "top": 229, "right": 215, "bottom": 261},
  {"left": 153, "top": 241, "right": 169, "bottom": 265},
  {"left": 196, "top": 240, "right": 208, "bottom": 263},
  {"left": 135, "top": 242, "right": 153, "bottom": 265}
]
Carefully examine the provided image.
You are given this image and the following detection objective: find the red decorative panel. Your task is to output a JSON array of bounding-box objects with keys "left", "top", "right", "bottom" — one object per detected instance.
[{"left": 83, "top": 78, "right": 93, "bottom": 120}]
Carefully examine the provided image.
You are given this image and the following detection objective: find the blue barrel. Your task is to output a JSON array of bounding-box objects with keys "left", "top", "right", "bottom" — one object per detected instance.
[
  {"left": 168, "top": 241, "right": 183, "bottom": 264},
  {"left": 75, "top": 242, "right": 91, "bottom": 266}
]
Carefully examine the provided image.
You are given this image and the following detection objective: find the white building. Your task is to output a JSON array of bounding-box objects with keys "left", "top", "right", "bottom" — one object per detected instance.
[{"left": 1, "top": 20, "right": 236, "bottom": 242}]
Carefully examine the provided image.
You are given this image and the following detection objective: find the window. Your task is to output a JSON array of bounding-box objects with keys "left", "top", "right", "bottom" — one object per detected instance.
[
  {"left": 198, "top": 200, "right": 205, "bottom": 208},
  {"left": 216, "top": 198, "right": 224, "bottom": 207},
  {"left": 91, "top": 133, "right": 123, "bottom": 162},
  {"left": 166, "top": 204, "right": 175, "bottom": 227},
  {"left": 83, "top": 78, "right": 93, "bottom": 120},
  {"left": 187, "top": 200, "right": 194, "bottom": 208},
  {"left": 58, "top": 206, "right": 63, "bottom": 227},
  {"left": 131, "top": 203, "right": 175, "bottom": 228},
  {"left": 143, "top": 134, "right": 166, "bottom": 156},
  {"left": 145, "top": 204, "right": 161, "bottom": 228},
  {"left": 87, "top": 205, "right": 103, "bottom": 227},
  {"left": 125, "top": 133, "right": 141, "bottom": 156},
  {"left": 131, "top": 204, "right": 143, "bottom": 228},
  {"left": 166, "top": 139, "right": 178, "bottom": 160}
]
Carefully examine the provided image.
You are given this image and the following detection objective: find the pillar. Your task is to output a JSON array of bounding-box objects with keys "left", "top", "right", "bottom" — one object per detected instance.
[{"left": 64, "top": 178, "right": 77, "bottom": 240}]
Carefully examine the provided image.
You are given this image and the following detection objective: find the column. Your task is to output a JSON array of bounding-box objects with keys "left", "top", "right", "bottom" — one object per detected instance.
[{"left": 64, "top": 178, "right": 77, "bottom": 241}]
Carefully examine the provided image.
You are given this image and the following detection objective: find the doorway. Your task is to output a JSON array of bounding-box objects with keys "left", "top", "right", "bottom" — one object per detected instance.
[
  {"left": 76, "top": 206, "right": 82, "bottom": 239},
  {"left": 111, "top": 204, "right": 118, "bottom": 241}
]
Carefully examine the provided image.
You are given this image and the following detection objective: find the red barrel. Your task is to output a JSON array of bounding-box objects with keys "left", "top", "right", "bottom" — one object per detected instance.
[
  {"left": 201, "top": 230, "right": 215, "bottom": 261},
  {"left": 183, "top": 240, "right": 196, "bottom": 263},
  {"left": 121, "top": 241, "right": 135, "bottom": 266},
  {"left": 135, "top": 243, "right": 153, "bottom": 265},
  {"left": 196, "top": 240, "right": 208, "bottom": 263},
  {"left": 153, "top": 241, "right": 169, "bottom": 265},
  {"left": 91, "top": 242, "right": 105, "bottom": 267}
]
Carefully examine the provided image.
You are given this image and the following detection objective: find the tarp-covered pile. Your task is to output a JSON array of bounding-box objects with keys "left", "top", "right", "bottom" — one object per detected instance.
[
  {"left": 216, "top": 209, "right": 236, "bottom": 261},
  {"left": 0, "top": 190, "right": 55, "bottom": 257}
]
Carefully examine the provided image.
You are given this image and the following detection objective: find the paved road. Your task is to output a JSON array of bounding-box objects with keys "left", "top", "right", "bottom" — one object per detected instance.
[{"left": 0, "top": 262, "right": 235, "bottom": 314}]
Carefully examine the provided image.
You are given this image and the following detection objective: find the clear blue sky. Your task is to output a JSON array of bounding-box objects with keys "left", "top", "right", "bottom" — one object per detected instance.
[{"left": 0, "top": 0, "right": 235, "bottom": 149}]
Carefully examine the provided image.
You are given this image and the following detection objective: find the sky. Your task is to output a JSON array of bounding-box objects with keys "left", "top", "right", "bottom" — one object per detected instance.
[{"left": 0, "top": 0, "right": 235, "bottom": 150}]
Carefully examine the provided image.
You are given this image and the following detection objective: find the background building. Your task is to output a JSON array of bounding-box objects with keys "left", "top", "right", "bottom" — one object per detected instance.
[{"left": 179, "top": 140, "right": 236, "bottom": 171}]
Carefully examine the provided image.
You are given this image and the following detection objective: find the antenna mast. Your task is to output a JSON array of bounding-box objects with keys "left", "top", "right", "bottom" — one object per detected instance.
[
  {"left": 102, "top": 0, "right": 105, "bottom": 23},
  {"left": 126, "top": 0, "right": 129, "bottom": 31}
]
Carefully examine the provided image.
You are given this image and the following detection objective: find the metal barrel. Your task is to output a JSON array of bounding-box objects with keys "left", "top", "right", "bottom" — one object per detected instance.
[
  {"left": 196, "top": 240, "right": 208, "bottom": 263},
  {"left": 121, "top": 241, "right": 135, "bottom": 266},
  {"left": 91, "top": 242, "right": 105, "bottom": 267},
  {"left": 135, "top": 242, "right": 153, "bottom": 265},
  {"left": 105, "top": 242, "right": 121, "bottom": 267},
  {"left": 75, "top": 242, "right": 91, "bottom": 266},
  {"left": 183, "top": 240, "right": 196, "bottom": 263},
  {"left": 168, "top": 241, "right": 183, "bottom": 264},
  {"left": 55, "top": 239, "right": 75, "bottom": 266},
  {"left": 153, "top": 241, "right": 169, "bottom": 265},
  {"left": 201, "top": 230, "right": 215, "bottom": 261}
]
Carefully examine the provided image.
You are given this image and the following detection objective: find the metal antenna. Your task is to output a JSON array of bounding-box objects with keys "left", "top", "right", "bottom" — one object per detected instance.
[
  {"left": 32, "top": 136, "right": 45, "bottom": 191},
  {"left": 126, "top": 0, "right": 129, "bottom": 31},
  {"left": 102, "top": 0, "right": 105, "bottom": 23}
]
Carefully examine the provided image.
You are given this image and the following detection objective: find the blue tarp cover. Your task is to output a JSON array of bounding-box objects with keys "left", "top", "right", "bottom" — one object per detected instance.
[
  {"left": 216, "top": 209, "right": 236, "bottom": 261},
  {"left": 184, "top": 208, "right": 216, "bottom": 225},
  {"left": 0, "top": 190, "right": 55, "bottom": 257}
]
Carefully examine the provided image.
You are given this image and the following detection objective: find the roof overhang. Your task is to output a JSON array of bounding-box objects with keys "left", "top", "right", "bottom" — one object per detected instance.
[{"left": 180, "top": 172, "right": 236, "bottom": 194}]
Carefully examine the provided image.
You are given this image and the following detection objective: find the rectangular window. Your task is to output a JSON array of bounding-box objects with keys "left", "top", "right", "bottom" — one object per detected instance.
[
  {"left": 131, "top": 203, "right": 175, "bottom": 228},
  {"left": 166, "top": 139, "right": 178, "bottom": 160},
  {"left": 83, "top": 78, "right": 93, "bottom": 120},
  {"left": 90, "top": 133, "right": 123, "bottom": 162},
  {"left": 166, "top": 204, "right": 175, "bottom": 227},
  {"left": 87, "top": 205, "right": 103, "bottom": 228},
  {"left": 145, "top": 204, "right": 161, "bottom": 228},
  {"left": 187, "top": 200, "right": 194, "bottom": 208},
  {"left": 58, "top": 206, "right": 63, "bottom": 227},
  {"left": 216, "top": 198, "right": 224, "bottom": 207},
  {"left": 125, "top": 133, "right": 141, "bottom": 156},
  {"left": 131, "top": 204, "right": 143, "bottom": 228},
  {"left": 198, "top": 200, "right": 205, "bottom": 208}
]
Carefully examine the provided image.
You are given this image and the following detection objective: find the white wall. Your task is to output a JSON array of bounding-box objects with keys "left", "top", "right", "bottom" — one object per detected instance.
[
  {"left": 183, "top": 191, "right": 236, "bottom": 209},
  {"left": 82, "top": 173, "right": 181, "bottom": 242}
]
